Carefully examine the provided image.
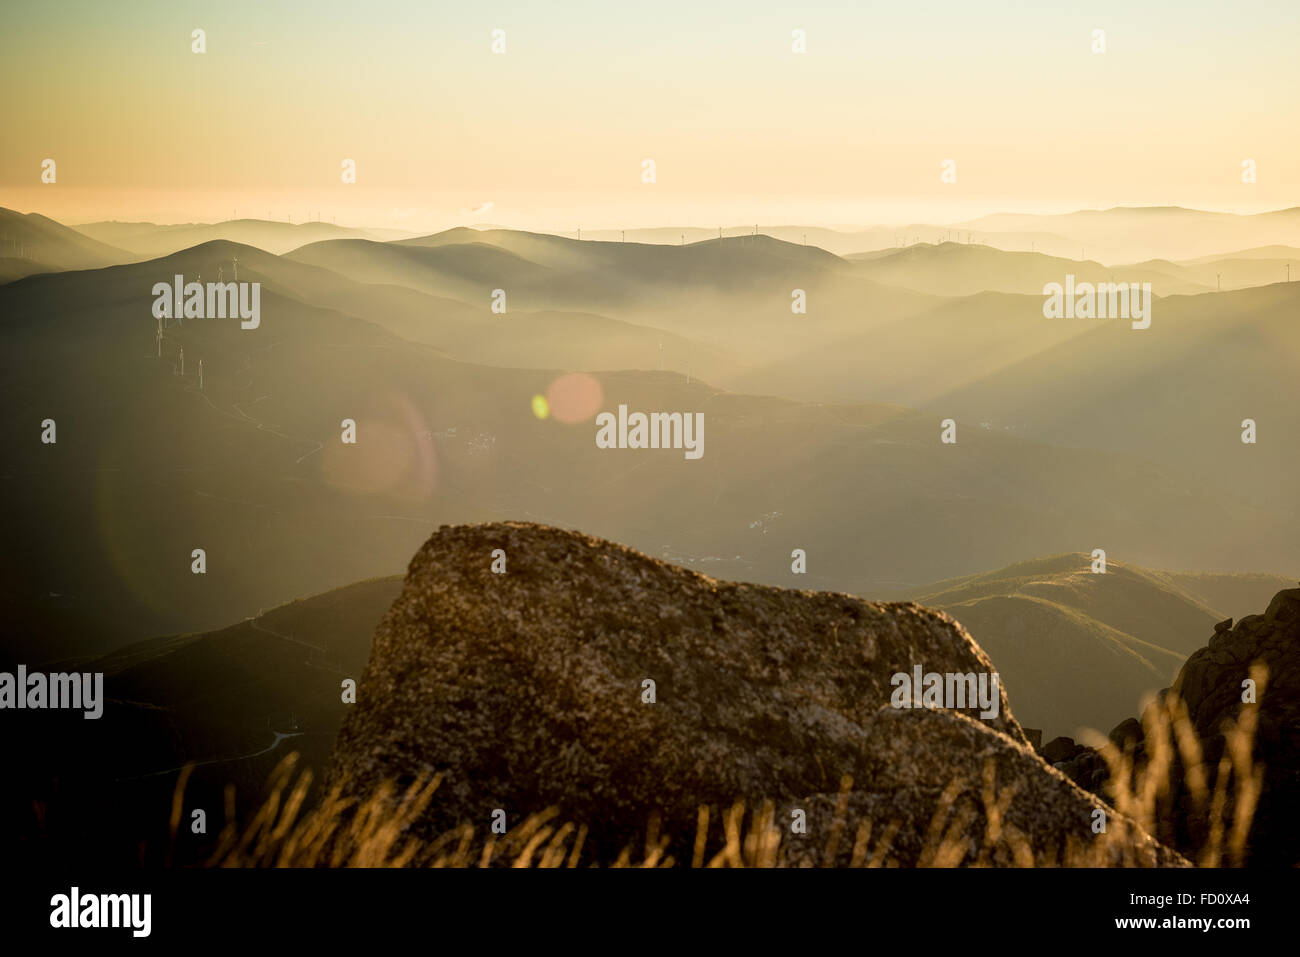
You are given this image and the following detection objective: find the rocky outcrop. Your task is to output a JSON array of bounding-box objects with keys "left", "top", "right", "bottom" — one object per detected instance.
[
  {"left": 329, "top": 522, "right": 1183, "bottom": 866},
  {"left": 1045, "top": 586, "right": 1300, "bottom": 867}
]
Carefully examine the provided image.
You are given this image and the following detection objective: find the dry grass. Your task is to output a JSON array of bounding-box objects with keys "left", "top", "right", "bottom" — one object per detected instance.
[
  {"left": 1077, "top": 662, "right": 1268, "bottom": 869},
  {"left": 198, "top": 664, "right": 1267, "bottom": 868}
]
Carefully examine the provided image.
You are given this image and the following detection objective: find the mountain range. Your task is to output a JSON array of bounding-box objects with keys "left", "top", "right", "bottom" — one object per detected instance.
[{"left": 3, "top": 208, "right": 1297, "bottom": 668}]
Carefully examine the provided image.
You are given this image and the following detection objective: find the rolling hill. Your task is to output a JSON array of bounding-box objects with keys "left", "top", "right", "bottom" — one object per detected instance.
[
  {"left": 291, "top": 229, "right": 870, "bottom": 314},
  {"left": 845, "top": 242, "right": 1207, "bottom": 297},
  {"left": 462, "top": 210, "right": 1288, "bottom": 264},
  {"left": 1155, "top": 250, "right": 1298, "bottom": 292},
  {"left": 928, "top": 280, "right": 1300, "bottom": 512},
  {"left": 289, "top": 230, "right": 947, "bottom": 382},
  {"left": 893, "top": 554, "right": 1295, "bottom": 738},
  {"left": 0, "top": 206, "right": 136, "bottom": 275},
  {"left": 958, "top": 207, "right": 1300, "bottom": 265},
  {"left": 73, "top": 218, "right": 417, "bottom": 257},
  {"left": 574, "top": 225, "right": 1087, "bottom": 260}
]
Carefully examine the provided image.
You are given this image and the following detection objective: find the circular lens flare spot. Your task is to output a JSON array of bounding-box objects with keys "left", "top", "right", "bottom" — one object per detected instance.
[
  {"left": 531, "top": 394, "right": 550, "bottom": 419},
  {"left": 546, "top": 372, "right": 603, "bottom": 424}
]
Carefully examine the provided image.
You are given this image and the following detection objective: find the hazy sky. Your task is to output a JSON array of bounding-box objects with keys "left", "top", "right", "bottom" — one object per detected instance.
[{"left": 1, "top": 0, "right": 1296, "bottom": 231}]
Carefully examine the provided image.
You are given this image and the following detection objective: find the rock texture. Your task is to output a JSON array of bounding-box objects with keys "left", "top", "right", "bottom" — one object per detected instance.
[
  {"left": 1048, "top": 586, "right": 1300, "bottom": 867},
  {"left": 329, "top": 522, "right": 1183, "bottom": 866},
  {"left": 786, "top": 708, "right": 1181, "bottom": 867}
]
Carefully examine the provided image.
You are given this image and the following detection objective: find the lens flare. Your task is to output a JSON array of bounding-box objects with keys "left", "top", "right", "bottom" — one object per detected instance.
[{"left": 545, "top": 372, "right": 603, "bottom": 424}]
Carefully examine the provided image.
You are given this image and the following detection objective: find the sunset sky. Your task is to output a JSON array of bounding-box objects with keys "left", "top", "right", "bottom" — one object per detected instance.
[{"left": 2, "top": 0, "right": 1296, "bottom": 231}]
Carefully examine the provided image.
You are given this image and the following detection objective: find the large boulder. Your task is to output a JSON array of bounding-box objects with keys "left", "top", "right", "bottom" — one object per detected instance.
[{"left": 329, "top": 522, "right": 1182, "bottom": 866}]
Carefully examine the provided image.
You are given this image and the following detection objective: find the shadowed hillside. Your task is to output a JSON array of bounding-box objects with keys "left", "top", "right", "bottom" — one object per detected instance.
[
  {"left": 1, "top": 576, "right": 401, "bottom": 868},
  {"left": 0, "top": 206, "right": 136, "bottom": 277}
]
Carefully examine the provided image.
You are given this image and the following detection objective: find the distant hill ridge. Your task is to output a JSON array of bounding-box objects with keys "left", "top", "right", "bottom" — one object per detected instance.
[
  {"left": 897, "top": 553, "right": 1294, "bottom": 738},
  {"left": 72, "top": 218, "right": 418, "bottom": 257}
]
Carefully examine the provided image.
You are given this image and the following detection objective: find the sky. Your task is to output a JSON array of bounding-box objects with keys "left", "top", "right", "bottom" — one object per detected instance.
[{"left": 1, "top": 0, "right": 1296, "bottom": 231}]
